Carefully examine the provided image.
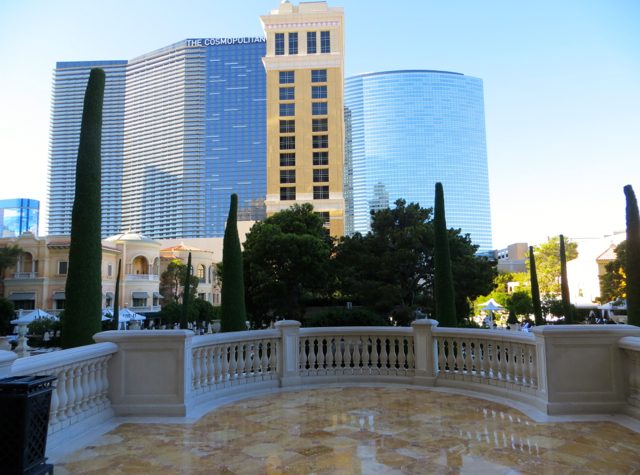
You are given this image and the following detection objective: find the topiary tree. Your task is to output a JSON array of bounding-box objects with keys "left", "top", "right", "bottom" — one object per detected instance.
[
  {"left": 625, "top": 185, "right": 640, "bottom": 326},
  {"left": 529, "top": 246, "right": 544, "bottom": 326},
  {"left": 221, "top": 194, "right": 247, "bottom": 332},
  {"left": 0, "top": 297, "right": 15, "bottom": 336},
  {"left": 433, "top": 183, "right": 457, "bottom": 327},
  {"left": 507, "top": 310, "right": 519, "bottom": 328},
  {"left": 110, "top": 259, "right": 121, "bottom": 330},
  {"left": 180, "top": 252, "right": 192, "bottom": 330},
  {"left": 62, "top": 68, "right": 105, "bottom": 348},
  {"left": 559, "top": 234, "right": 574, "bottom": 324}
]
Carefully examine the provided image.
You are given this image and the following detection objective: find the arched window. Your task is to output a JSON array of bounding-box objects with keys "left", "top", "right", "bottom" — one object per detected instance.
[{"left": 197, "top": 264, "right": 205, "bottom": 283}]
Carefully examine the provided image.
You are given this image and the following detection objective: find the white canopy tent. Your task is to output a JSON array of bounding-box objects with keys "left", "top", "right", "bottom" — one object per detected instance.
[{"left": 11, "top": 309, "right": 56, "bottom": 325}]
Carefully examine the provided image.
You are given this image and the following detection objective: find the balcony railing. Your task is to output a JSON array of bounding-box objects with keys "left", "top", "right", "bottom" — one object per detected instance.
[
  {"left": 11, "top": 272, "right": 38, "bottom": 279},
  {"left": 127, "top": 305, "right": 161, "bottom": 313},
  {"left": 125, "top": 274, "right": 159, "bottom": 281}
]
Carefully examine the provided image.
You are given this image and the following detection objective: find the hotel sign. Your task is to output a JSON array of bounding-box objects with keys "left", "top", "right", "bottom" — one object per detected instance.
[{"left": 186, "top": 38, "right": 266, "bottom": 47}]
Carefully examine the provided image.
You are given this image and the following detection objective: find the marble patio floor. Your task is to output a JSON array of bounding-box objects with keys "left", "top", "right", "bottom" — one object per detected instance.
[{"left": 53, "top": 387, "right": 640, "bottom": 475}]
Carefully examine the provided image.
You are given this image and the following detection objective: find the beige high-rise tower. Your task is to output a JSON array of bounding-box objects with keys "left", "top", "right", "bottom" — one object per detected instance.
[{"left": 260, "top": 1, "right": 345, "bottom": 236}]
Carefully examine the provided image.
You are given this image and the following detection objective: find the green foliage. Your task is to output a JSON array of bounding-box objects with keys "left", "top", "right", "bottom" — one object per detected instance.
[
  {"left": 110, "top": 259, "right": 121, "bottom": 330},
  {"left": 541, "top": 294, "right": 576, "bottom": 321},
  {"left": 0, "top": 297, "right": 15, "bottom": 336},
  {"left": 221, "top": 194, "right": 247, "bottom": 332},
  {"left": 180, "top": 252, "right": 192, "bottom": 330},
  {"left": 0, "top": 245, "right": 24, "bottom": 273},
  {"left": 63, "top": 68, "right": 105, "bottom": 349},
  {"left": 160, "top": 259, "right": 199, "bottom": 303},
  {"left": 559, "top": 235, "right": 574, "bottom": 324},
  {"left": 243, "top": 202, "right": 332, "bottom": 327},
  {"left": 433, "top": 183, "right": 457, "bottom": 327},
  {"left": 192, "top": 298, "right": 220, "bottom": 325},
  {"left": 527, "top": 236, "right": 578, "bottom": 295},
  {"left": 507, "top": 310, "right": 519, "bottom": 325},
  {"left": 457, "top": 318, "right": 482, "bottom": 329},
  {"left": 625, "top": 185, "right": 640, "bottom": 326},
  {"left": 302, "top": 309, "right": 391, "bottom": 328},
  {"left": 529, "top": 246, "right": 545, "bottom": 326},
  {"left": 28, "top": 317, "right": 61, "bottom": 336},
  {"left": 159, "top": 302, "right": 190, "bottom": 325},
  {"left": 494, "top": 271, "right": 530, "bottom": 293},
  {"left": 507, "top": 291, "right": 533, "bottom": 317},
  {"left": 598, "top": 241, "right": 626, "bottom": 304},
  {"left": 475, "top": 292, "right": 508, "bottom": 308}
]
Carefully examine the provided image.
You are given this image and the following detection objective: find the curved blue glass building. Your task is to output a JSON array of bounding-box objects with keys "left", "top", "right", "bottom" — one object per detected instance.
[
  {"left": 344, "top": 70, "right": 492, "bottom": 253},
  {"left": 0, "top": 198, "right": 39, "bottom": 237}
]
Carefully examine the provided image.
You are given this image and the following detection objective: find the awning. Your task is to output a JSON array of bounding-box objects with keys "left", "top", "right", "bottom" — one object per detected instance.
[
  {"left": 8, "top": 292, "right": 35, "bottom": 301},
  {"left": 132, "top": 292, "right": 149, "bottom": 299},
  {"left": 153, "top": 292, "right": 164, "bottom": 299},
  {"left": 51, "top": 292, "right": 66, "bottom": 300},
  {"left": 101, "top": 293, "right": 106, "bottom": 299},
  {"left": 106, "top": 292, "right": 115, "bottom": 299}
]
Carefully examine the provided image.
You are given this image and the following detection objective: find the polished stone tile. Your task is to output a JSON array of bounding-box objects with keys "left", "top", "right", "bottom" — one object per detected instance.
[{"left": 55, "top": 387, "right": 640, "bottom": 474}]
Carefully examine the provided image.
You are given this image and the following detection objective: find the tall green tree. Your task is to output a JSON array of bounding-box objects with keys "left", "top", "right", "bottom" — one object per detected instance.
[
  {"left": 529, "top": 246, "right": 544, "bottom": 326},
  {"left": 62, "top": 68, "right": 105, "bottom": 349},
  {"left": 110, "top": 259, "right": 121, "bottom": 330},
  {"left": 527, "top": 236, "right": 578, "bottom": 294},
  {"left": 180, "top": 252, "right": 192, "bottom": 330},
  {"left": 0, "top": 245, "right": 24, "bottom": 275},
  {"left": 625, "top": 185, "right": 640, "bottom": 326},
  {"left": 160, "top": 259, "right": 198, "bottom": 303},
  {"left": 0, "top": 297, "right": 15, "bottom": 336},
  {"left": 598, "top": 241, "right": 626, "bottom": 304},
  {"left": 244, "top": 203, "right": 332, "bottom": 326},
  {"left": 507, "top": 291, "right": 533, "bottom": 318},
  {"left": 433, "top": 183, "right": 457, "bottom": 327},
  {"left": 559, "top": 234, "right": 574, "bottom": 324},
  {"left": 221, "top": 194, "right": 247, "bottom": 332}
]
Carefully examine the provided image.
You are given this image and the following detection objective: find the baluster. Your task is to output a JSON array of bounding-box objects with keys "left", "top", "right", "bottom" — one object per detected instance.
[
  {"left": 268, "top": 340, "right": 277, "bottom": 374},
  {"left": 48, "top": 368, "right": 61, "bottom": 425},
  {"left": 506, "top": 344, "right": 516, "bottom": 383},
  {"left": 469, "top": 340, "right": 477, "bottom": 375},
  {"left": 260, "top": 341, "right": 269, "bottom": 376},
  {"left": 326, "top": 338, "right": 335, "bottom": 374},
  {"left": 398, "top": 337, "right": 407, "bottom": 373},
  {"left": 93, "top": 359, "right": 104, "bottom": 406},
  {"left": 521, "top": 345, "right": 530, "bottom": 387},
  {"left": 388, "top": 338, "right": 398, "bottom": 375},
  {"left": 352, "top": 337, "right": 362, "bottom": 375},
  {"left": 245, "top": 343, "right": 253, "bottom": 380},
  {"left": 237, "top": 344, "right": 246, "bottom": 381},
  {"left": 100, "top": 356, "right": 110, "bottom": 404},
  {"left": 193, "top": 348, "right": 202, "bottom": 389},
  {"left": 56, "top": 368, "right": 68, "bottom": 421},
  {"left": 221, "top": 344, "right": 230, "bottom": 382},
  {"left": 87, "top": 361, "right": 98, "bottom": 408},
  {"left": 80, "top": 361, "right": 91, "bottom": 411},
  {"left": 455, "top": 340, "right": 464, "bottom": 374},
  {"left": 251, "top": 342, "right": 260, "bottom": 378},
  {"left": 370, "top": 337, "right": 379, "bottom": 374},
  {"left": 514, "top": 344, "right": 523, "bottom": 385},
  {"left": 406, "top": 337, "right": 415, "bottom": 371},
  {"left": 229, "top": 344, "right": 238, "bottom": 381},
  {"left": 214, "top": 345, "right": 223, "bottom": 383},
  {"left": 300, "top": 338, "right": 309, "bottom": 373},
  {"left": 207, "top": 347, "right": 215, "bottom": 386},
  {"left": 308, "top": 338, "right": 317, "bottom": 374},
  {"left": 335, "top": 338, "right": 345, "bottom": 374},
  {"left": 498, "top": 344, "right": 507, "bottom": 382},
  {"left": 529, "top": 347, "right": 538, "bottom": 389},
  {"left": 64, "top": 366, "right": 77, "bottom": 419},
  {"left": 72, "top": 365, "right": 84, "bottom": 414},
  {"left": 317, "top": 338, "right": 326, "bottom": 372},
  {"left": 477, "top": 341, "right": 486, "bottom": 378},
  {"left": 342, "top": 337, "right": 351, "bottom": 374},
  {"left": 361, "top": 336, "right": 371, "bottom": 374},
  {"left": 379, "top": 337, "right": 389, "bottom": 375},
  {"left": 201, "top": 347, "right": 210, "bottom": 389},
  {"left": 461, "top": 340, "right": 471, "bottom": 375},
  {"left": 437, "top": 339, "right": 446, "bottom": 373},
  {"left": 489, "top": 343, "right": 499, "bottom": 380}
]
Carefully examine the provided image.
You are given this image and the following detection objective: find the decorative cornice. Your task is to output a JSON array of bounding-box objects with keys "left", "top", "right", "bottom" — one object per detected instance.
[{"left": 265, "top": 21, "right": 340, "bottom": 29}]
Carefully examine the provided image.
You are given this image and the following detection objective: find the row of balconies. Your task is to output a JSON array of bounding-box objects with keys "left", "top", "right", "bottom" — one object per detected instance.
[{"left": 9, "top": 273, "right": 160, "bottom": 281}]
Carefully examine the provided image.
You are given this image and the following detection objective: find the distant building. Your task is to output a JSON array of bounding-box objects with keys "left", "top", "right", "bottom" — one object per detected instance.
[
  {"left": 0, "top": 199, "right": 39, "bottom": 237},
  {"left": 493, "top": 243, "right": 528, "bottom": 273}
]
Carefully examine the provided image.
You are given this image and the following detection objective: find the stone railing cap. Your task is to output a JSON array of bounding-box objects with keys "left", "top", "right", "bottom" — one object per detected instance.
[
  {"left": 0, "top": 350, "right": 19, "bottom": 366},
  {"left": 94, "top": 330, "right": 195, "bottom": 343},
  {"left": 275, "top": 320, "right": 301, "bottom": 329},
  {"left": 531, "top": 325, "right": 640, "bottom": 338}
]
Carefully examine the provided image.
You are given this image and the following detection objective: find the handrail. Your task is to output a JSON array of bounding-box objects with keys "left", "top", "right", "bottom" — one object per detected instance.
[
  {"left": 433, "top": 327, "right": 535, "bottom": 343},
  {"left": 300, "top": 326, "right": 413, "bottom": 337},
  {"left": 618, "top": 336, "right": 640, "bottom": 352},
  {"left": 12, "top": 342, "right": 118, "bottom": 374},
  {"left": 192, "top": 329, "right": 280, "bottom": 348}
]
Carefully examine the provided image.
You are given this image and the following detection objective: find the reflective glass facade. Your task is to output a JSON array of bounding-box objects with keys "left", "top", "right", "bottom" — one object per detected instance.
[
  {"left": 48, "top": 39, "right": 266, "bottom": 239},
  {"left": 0, "top": 199, "right": 39, "bottom": 237},
  {"left": 344, "top": 70, "right": 492, "bottom": 253}
]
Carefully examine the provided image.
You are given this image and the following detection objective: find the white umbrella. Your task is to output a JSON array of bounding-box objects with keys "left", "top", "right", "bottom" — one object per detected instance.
[
  {"left": 477, "top": 298, "right": 504, "bottom": 310},
  {"left": 117, "top": 307, "right": 146, "bottom": 322},
  {"left": 102, "top": 307, "right": 114, "bottom": 316},
  {"left": 11, "top": 309, "right": 55, "bottom": 325}
]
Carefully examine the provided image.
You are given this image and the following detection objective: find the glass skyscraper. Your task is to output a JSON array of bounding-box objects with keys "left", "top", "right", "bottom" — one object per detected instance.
[
  {"left": 0, "top": 199, "right": 40, "bottom": 237},
  {"left": 48, "top": 38, "right": 266, "bottom": 239},
  {"left": 344, "top": 70, "right": 492, "bottom": 253}
]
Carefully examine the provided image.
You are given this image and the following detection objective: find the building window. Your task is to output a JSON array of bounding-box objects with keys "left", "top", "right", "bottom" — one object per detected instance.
[
  {"left": 307, "top": 31, "right": 317, "bottom": 54},
  {"left": 311, "top": 70, "right": 327, "bottom": 83},
  {"left": 288, "top": 32, "right": 298, "bottom": 55},
  {"left": 279, "top": 87, "right": 295, "bottom": 101},
  {"left": 313, "top": 169, "right": 329, "bottom": 182},
  {"left": 55, "top": 299, "right": 66, "bottom": 310},
  {"left": 280, "top": 120, "right": 295, "bottom": 133},
  {"left": 198, "top": 293, "right": 206, "bottom": 300},
  {"left": 106, "top": 298, "right": 112, "bottom": 307},
  {"left": 315, "top": 211, "right": 330, "bottom": 226},
  {"left": 312, "top": 135, "right": 328, "bottom": 149},
  {"left": 314, "top": 186, "right": 329, "bottom": 200},
  {"left": 280, "top": 103, "right": 295, "bottom": 117},
  {"left": 312, "top": 119, "right": 328, "bottom": 132},
  {"left": 312, "top": 85, "right": 327, "bottom": 99},
  {"left": 312, "top": 102, "right": 328, "bottom": 116},
  {"left": 280, "top": 187, "right": 296, "bottom": 201},
  {"left": 320, "top": 31, "right": 331, "bottom": 53},
  {"left": 198, "top": 264, "right": 205, "bottom": 283},
  {"left": 58, "top": 261, "right": 68, "bottom": 275},
  {"left": 107, "top": 264, "right": 113, "bottom": 277},
  {"left": 275, "top": 33, "right": 285, "bottom": 55},
  {"left": 280, "top": 136, "right": 296, "bottom": 150},
  {"left": 132, "top": 298, "right": 147, "bottom": 307},
  {"left": 280, "top": 170, "right": 296, "bottom": 184},
  {"left": 280, "top": 153, "right": 296, "bottom": 167},
  {"left": 313, "top": 151, "right": 329, "bottom": 166},
  {"left": 279, "top": 71, "right": 294, "bottom": 84},
  {"left": 153, "top": 297, "right": 159, "bottom": 306}
]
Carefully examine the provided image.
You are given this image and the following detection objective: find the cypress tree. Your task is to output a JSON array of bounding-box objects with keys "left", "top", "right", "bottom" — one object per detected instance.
[
  {"left": 529, "top": 246, "right": 544, "bottom": 326},
  {"left": 180, "top": 252, "right": 192, "bottom": 330},
  {"left": 110, "top": 259, "right": 121, "bottom": 330},
  {"left": 62, "top": 68, "right": 105, "bottom": 348},
  {"left": 221, "top": 194, "right": 247, "bottom": 332},
  {"left": 625, "top": 185, "right": 640, "bottom": 326},
  {"left": 559, "top": 234, "right": 574, "bottom": 324},
  {"left": 433, "top": 183, "right": 457, "bottom": 327}
]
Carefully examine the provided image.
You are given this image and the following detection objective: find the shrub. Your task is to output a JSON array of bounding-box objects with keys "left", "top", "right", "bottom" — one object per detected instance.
[
  {"left": 302, "top": 309, "right": 391, "bottom": 328},
  {"left": 457, "top": 318, "right": 481, "bottom": 329}
]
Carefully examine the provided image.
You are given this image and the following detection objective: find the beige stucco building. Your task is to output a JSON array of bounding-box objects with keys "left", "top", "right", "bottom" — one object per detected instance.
[
  {"left": 260, "top": 1, "right": 345, "bottom": 236},
  {"left": 160, "top": 243, "right": 220, "bottom": 305}
]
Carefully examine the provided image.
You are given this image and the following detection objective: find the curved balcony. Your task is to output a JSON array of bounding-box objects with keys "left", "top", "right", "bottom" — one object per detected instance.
[{"left": 125, "top": 274, "right": 159, "bottom": 281}]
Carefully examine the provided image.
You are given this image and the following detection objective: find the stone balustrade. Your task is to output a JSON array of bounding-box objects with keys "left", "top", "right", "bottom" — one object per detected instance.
[{"left": 619, "top": 336, "right": 640, "bottom": 418}]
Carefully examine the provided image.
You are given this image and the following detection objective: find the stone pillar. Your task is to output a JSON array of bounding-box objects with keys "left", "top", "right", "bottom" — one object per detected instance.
[
  {"left": 275, "top": 320, "right": 301, "bottom": 388},
  {"left": 0, "top": 350, "right": 18, "bottom": 379},
  {"left": 412, "top": 319, "right": 439, "bottom": 386},
  {"left": 94, "top": 330, "right": 194, "bottom": 417}
]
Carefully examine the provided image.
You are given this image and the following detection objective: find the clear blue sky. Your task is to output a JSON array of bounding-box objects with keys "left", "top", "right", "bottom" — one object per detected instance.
[{"left": 1, "top": 0, "right": 638, "bottom": 248}]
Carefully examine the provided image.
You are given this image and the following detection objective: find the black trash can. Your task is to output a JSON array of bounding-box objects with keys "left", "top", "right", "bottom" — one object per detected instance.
[{"left": 0, "top": 375, "right": 56, "bottom": 475}]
